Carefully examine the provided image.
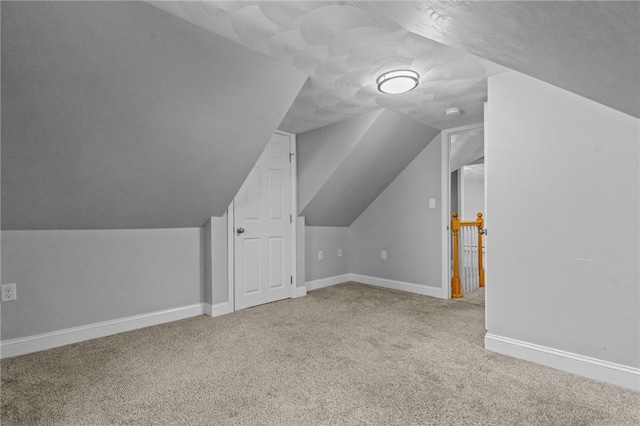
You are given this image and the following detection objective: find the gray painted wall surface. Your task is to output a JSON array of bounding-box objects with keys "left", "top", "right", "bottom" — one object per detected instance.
[
  {"left": 301, "top": 110, "right": 441, "bottom": 226},
  {"left": 1, "top": 228, "right": 204, "bottom": 340},
  {"left": 204, "top": 220, "right": 213, "bottom": 305},
  {"left": 461, "top": 166, "right": 485, "bottom": 220},
  {"left": 486, "top": 71, "right": 639, "bottom": 368},
  {"left": 451, "top": 170, "right": 459, "bottom": 215},
  {"left": 296, "top": 217, "right": 306, "bottom": 288},
  {"left": 1, "top": 1, "right": 306, "bottom": 230},
  {"left": 205, "top": 215, "right": 229, "bottom": 306},
  {"left": 450, "top": 127, "right": 484, "bottom": 172},
  {"left": 350, "top": 133, "right": 442, "bottom": 288},
  {"left": 297, "top": 112, "right": 382, "bottom": 213},
  {"left": 305, "top": 227, "right": 349, "bottom": 282}
]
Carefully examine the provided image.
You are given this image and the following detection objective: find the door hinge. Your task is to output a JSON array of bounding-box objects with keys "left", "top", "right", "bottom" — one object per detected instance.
[
  {"left": 290, "top": 214, "right": 292, "bottom": 224},
  {"left": 289, "top": 153, "right": 295, "bottom": 163},
  {"left": 290, "top": 276, "right": 293, "bottom": 285}
]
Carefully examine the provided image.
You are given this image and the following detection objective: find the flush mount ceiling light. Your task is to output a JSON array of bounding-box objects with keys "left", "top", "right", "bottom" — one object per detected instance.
[
  {"left": 376, "top": 70, "right": 419, "bottom": 94},
  {"left": 445, "top": 107, "right": 462, "bottom": 116}
]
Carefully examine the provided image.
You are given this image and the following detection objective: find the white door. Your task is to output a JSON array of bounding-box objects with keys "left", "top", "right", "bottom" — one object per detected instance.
[{"left": 233, "top": 133, "right": 293, "bottom": 311}]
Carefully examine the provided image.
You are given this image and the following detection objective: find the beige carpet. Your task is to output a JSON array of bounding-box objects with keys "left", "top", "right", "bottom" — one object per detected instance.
[{"left": 2, "top": 282, "right": 639, "bottom": 425}]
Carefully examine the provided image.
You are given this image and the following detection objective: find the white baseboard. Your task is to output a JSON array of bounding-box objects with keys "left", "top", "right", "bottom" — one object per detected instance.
[
  {"left": 306, "top": 274, "right": 351, "bottom": 291},
  {"left": 350, "top": 274, "right": 445, "bottom": 299},
  {"left": 204, "top": 301, "right": 234, "bottom": 317},
  {"left": 1, "top": 303, "right": 205, "bottom": 359},
  {"left": 305, "top": 273, "right": 445, "bottom": 299},
  {"left": 485, "top": 333, "right": 640, "bottom": 391},
  {"left": 293, "top": 286, "right": 307, "bottom": 298}
]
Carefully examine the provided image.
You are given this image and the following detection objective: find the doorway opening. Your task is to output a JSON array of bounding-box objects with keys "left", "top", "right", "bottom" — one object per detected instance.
[{"left": 441, "top": 124, "right": 485, "bottom": 300}]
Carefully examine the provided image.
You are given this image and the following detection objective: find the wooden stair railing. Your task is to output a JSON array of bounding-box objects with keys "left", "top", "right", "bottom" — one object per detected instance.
[{"left": 451, "top": 212, "right": 485, "bottom": 298}]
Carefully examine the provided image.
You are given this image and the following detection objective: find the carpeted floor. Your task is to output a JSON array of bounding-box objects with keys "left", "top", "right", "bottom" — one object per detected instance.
[{"left": 2, "top": 282, "right": 639, "bottom": 425}]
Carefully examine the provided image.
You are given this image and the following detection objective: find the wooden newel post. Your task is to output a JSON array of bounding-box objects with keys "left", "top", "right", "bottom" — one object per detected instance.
[
  {"left": 451, "top": 212, "right": 462, "bottom": 298},
  {"left": 476, "top": 213, "right": 485, "bottom": 288}
]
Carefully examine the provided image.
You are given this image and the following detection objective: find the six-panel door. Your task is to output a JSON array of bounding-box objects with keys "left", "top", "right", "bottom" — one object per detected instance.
[{"left": 234, "top": 134, "right": 292, "bottom": 311}]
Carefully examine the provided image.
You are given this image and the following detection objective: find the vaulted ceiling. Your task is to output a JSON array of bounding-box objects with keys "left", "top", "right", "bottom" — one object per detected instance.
[
  {"left": 298, "top": 110, "right": 440, "bottom": 226},
  {"left": 151, "top": 1, "right": 639, "bottom": 133},
  {"left": 150, "top": 1, "right": 508, "bottom": 133},
  {"left": 1, "top": 1, "right": 306, "bottom": 229},
  {"left": 368, "top": 1, "right": 640, "bottom": 119},
  {"left": 2, "top": 1, "right": 637, "bottom": 230}
]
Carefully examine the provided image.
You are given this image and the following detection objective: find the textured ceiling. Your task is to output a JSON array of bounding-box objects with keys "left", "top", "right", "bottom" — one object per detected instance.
[
  {"left": 149, "top": 1, "right": 507, "bottom": 133},
  {"left": 365, "top": 1, "right": 640, "bottom": 119},
  {"left": 150, "top": 1, "right": 640, "bottom": 133}
]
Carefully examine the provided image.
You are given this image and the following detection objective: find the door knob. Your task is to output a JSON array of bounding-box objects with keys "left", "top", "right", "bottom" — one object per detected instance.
[{"left": 236, "top": 227, "right": 245, "bottom": 235}]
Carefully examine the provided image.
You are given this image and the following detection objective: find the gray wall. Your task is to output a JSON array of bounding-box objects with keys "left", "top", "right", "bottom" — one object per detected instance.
[
  {"left": 486, "top": 70, "right": 639, "bottom": 368},
  {"left": 451, "top": 170, "right": 459, "bottom": 215},
  {"left": 204, "top": 216, "right": 229, "bottom": 306},
  {"left": 1, "top": 228, "right": 204, "bottom": 340},
  {"left": 305, "top": 227, "right": 350, "bottom": 282},
  {"left": 296, "top": 217, "right": 306, "bottom": 289},
  {"left": 350, "top": 133, "right": 442, "bottom": 288},
  {"left": 461, "top": 165, "right": 485, "bottom": 220}
]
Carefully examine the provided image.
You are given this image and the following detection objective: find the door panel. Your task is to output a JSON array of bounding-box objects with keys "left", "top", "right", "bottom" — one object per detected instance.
[
  {"left": 242, "top": 238, "right": 261, "bottom": 294},
  {"left": 268, "top": 237, "right": 284, "bottom": 289},
  {"left": 244, "top": 168, "right": 261, "bottom": 220},
  {"left": 234, "top": 134, "right": 292, "bottom": 310}
]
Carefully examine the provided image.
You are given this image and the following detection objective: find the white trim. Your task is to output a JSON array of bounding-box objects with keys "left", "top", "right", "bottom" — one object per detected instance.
[
  {"left": 441, "top": 123, "right": 485, "bottom": 300},
  {"left": 483, "top": 103, "right": 490, "bottom": 326},
  {"left": 227, "top": 201, "right": 235, "bottom": 312},
  {"left": 485, "top": 333, "right": 640, "bottom": 391},
  {"left": 1, "top": 304, "right": 205, "bottom": 359},
  {"left": 351, "top": 274, "right": 445, "bottom": 299},
  {"left": 281, "top": 130, "right": 298, "bottom": 297},
  {"left": 205, "top": 302, "right": 234, "bottom": 317},
  {"left": 293, "top": 286, "right": 307, "bottom": 298},
  {"left": 305, "top": 273, "right": 446, "bottom": 299},
  {"left": 440, "top": 131, "right": 450, "bottom": 299},
  {"left": 306, "top": 274, "right": 351, "bottom": 291}
]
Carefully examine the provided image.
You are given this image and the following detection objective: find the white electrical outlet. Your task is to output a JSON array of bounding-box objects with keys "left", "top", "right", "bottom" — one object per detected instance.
[
  {"left": 1, "top": 283, "right": 17, "bottom": 302},
  {"left": 338, "top": 248, "right": 343, "bottom": 257},
  {"left": 429, "top": 198, "right": 436, "bottom": 208},
  {"left": 318, "top": 250, "right": 323, "bottom": 260},
  {"left": 381, "top": 250, "right": 387, "bottom": 260}
]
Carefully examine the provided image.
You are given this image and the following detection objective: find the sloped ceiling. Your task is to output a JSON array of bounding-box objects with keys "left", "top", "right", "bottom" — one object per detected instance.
[
  {"left": 364, "top": 1, "right": 640, "bottom": 119},
  {"left": 150, "top": 1, "right": 639, "bottom": 133},
  {"left": 149, "top": 1, "right": 507, "bottom": 133},
  {"left": 4, "top": 1, "right": 635, "bottom": 230},
  {"left": 1, "top": 1, "right": 306, "bottom": 230},
  {"left": 297, "top": 110, "right": 383, "bottom": 213},
  {"left": 299, "top": 111, "right": 441, "bottom": 226}
]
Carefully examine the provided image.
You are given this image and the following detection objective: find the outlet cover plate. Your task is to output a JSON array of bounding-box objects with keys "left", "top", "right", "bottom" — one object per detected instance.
[{"left": 1, "top": 283, "right": 17, "bottom": 302}]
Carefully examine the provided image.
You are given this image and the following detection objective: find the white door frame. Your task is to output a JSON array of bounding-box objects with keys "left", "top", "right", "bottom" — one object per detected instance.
[
  {"left": 227, "top": 130, "right": 298, "bottom": 312},
  {"left": 440, "top": 123, "right": 484, "bottom": 299}
]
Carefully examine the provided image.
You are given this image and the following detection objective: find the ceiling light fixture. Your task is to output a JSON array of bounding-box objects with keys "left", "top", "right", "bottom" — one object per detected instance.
[
  {"left": 445, "top": 107, "right": 462, "bottom": 116},
  {"left": 376, "top": 70, "right": 419, "bottom": 94}
]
